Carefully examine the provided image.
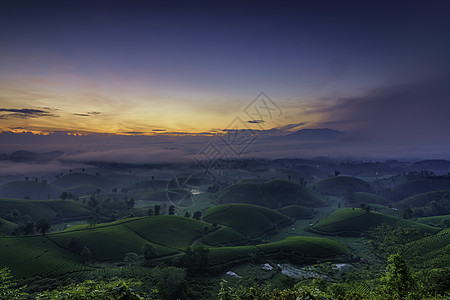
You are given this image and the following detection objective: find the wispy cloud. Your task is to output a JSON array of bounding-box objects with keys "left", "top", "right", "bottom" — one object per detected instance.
[
  {"left": 73, "top": 111, "right": 101, "bottom": 117},
  {"left": 0, "top": 108, "right": 59, "bottom": 119}
]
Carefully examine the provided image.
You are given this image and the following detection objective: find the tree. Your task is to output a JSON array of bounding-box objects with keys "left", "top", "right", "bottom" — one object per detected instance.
[
  {"left": 169, "top": 205, "right": 175, "bottom": 215},
  {"left": 147, "top": 208, "right": 153, "bottom": 217},
  {"left": 124, "top": 252, "right": 142, "bottom": 265},
  {"left": 360, "top": 203, "right": 371, "bottom": 213},
  {"left": 184, "top": 211, "right": 190, "bottom": 218},
  {"left": 141, "top": 242, "right": 158, "bottom": 260},
  {"left": 193, "top": 211, "right": 202, "bottom": 220},
  {"left": 334, "top": 170, "right": 341, "bottom": 176},
  {"left": 154, "top": 204, "right": 161, "bottom": 216},
  {"left": 381, "top": 253, "right": 416, "bottom": 298},
  {"left": 36, "top": 218, "right": 51, "bottom": 235},
  {"left": 87, "top": 214, "right": 97, "bottom": 228},
  {"left": 36, "top": 279, "right": 143, "bottom": 299},
  {"left": 181, "top": 246, "right": 209, "bottom": 273},
  {"left": 59, "top": 191, "right": 68, "bottom": 201},
  {"left": 80, "top": 246, "right": 92, "bottom": 262}
]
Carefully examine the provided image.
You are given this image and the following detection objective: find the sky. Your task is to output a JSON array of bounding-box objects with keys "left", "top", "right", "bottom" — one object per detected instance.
[{"left": 1, "top": 0, "right": 450, "bottom": 159}]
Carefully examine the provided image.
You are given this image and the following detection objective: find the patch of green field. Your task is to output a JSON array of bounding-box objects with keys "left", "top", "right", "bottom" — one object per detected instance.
[
  {"left": 0, "top": 181, "right": 63, "bottom": 199},
  {"left": 202, "top": 226, "right": 247, "bottom": 246},
  {"left": 0, "top": 217, "right": 18, "bottom": 235},
  {"left": 398, "top": 190, "right": 450, "bottom": 208},
  {"left": 0, "top": 235, "right": 90, "bottom": 278},
  {"left": 203, "top": 204, "right": 291, "bottom": 237},
  {"left": 311, "top": 176, "right": 373, "bottom": 196},
  {"left": 67, "top": 184, "right": 103, "bottom": 196},
  {"left": 311, "top": 208, "right": 440, "bottom": 236},
  {"left": 215, "top": 180, "right": 324, "bottom": 208},
  {"left": 124, "top": 216, "right": 213, "bottom": 250},
  {"left": 0, "top": 198, "right": 91, "bottom": 222},
  {"left": 278, "top": 205, "right": 315, "bottom": 219},
  {"left": 403, "top": 229, "right": 450, "bottom": 268},
  {"left": 208, "top": 236, "right": 349, "bottom": 266},
  {"left": 391, "top": 179, "right": 450, "bottom": 201},
  {"left": 416, "top": 214, "right": 450, "bottom": 227},
  {"left": 51, "top": 216, "right": 213, "bottom": 259}
]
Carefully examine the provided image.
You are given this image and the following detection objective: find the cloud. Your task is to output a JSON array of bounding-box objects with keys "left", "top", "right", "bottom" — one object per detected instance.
[
  {"left": 314, "top": 75, "right": 450, "bottom": 144},
  {"left": 73, "top": 111, "right": 101, "bottom": 117},
  {"left": 0, "top": 108, "right": 59, "bottom": 119},
  {"left": 247, "top": 120, "right": 265, "bottom": 124}
]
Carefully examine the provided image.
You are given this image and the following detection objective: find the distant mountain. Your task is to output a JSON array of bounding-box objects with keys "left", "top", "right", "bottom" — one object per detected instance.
[{"left": 270, "top": 128, "right": 345, "bottom": 141}]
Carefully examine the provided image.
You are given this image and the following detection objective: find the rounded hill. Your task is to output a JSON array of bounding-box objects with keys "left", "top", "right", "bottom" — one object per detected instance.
[
  {"left": 311, "top": 176, "right": 372, "bottom": 196},
  {"left": 203, "top": 203, "right": 292, "bottom": 238},
  {"left": 0, "top": 181, "right": 62, "bottom": 199},
  {"left": 53, "top": 173, "right": 115, "bottom": 189},
  {"left": 215, "top": 180, "right": 324, "bottom": 208},
  {"left": 310, "top": 208, "right": 440, "bottom": 236}
]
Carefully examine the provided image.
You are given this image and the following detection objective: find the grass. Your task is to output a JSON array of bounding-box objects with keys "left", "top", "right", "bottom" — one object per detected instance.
[
  {"left": 0, "top": 198, "right": 91, "bottom": 222},
  {"left": 0, "top": 181, "right": 63, "bottom": 200},
  {"left": 403, "top": 228, "right": 450, "bottom": 268},
  {"left": 391, "top": 179, "right": 450, "bottom": 201},
  {"left": 277, "top": 205, "right": 315, "bottom": 219},
  {"left": 311, "top": 176, "right": 373, "bottom": 196},
  {"left": 0, "top": 235, "right": 90, "bottom": 278},
  {"left": 310, "top": 208, "right": 440, "bottom": 236},
  {"left": 416, "top": 214, "right": 450, "bottom": 227},
  {"left": 215, "top": 180, "right": 325, "bottom": 209},
  {"left": 398, "top": 190, "right": 450, "bottom": 208},
  {"left": 202, "top": 226, "right": 247, "bottom": 246},
  {"left": 208, "top": 236, "right": 349, "bottom": 266},
  {"left": 203, "top": 203, "right": 291, "bottom": 237}
]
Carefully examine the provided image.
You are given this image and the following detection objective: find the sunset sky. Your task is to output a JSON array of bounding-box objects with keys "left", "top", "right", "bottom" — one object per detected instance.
[{"left": 1, "top": 0, "right": 450, "bottom": 158}]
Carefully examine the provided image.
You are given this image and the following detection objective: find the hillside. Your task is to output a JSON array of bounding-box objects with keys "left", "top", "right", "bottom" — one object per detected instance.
[
  {"left": 390, "top": 178, "right": 450, "bottom": 201},
  {"left": 53, "top": 173, "right": 115, "bottom": 189},
  {"left": 310, "top": 208, "right": 440, "bottom": 236},
  {"left": 398, "top": 190, "right": 450, "bottom": 210},
  {"left": 350, "top": 192, "right": 386, "bottom": 205},
  {"left": 0, "top": 198, "right": 91, "bottom": 223},
  {"left": 208, "top": 236, "right": 349, "bottom": 266},
  {"left": 0, "top": 180, "right": 63, "bottom": 199},
  {"left": 215, "top": 180, "right": 325, "bottom": 208},
  {"left": 403, "top": 228, "right": 450, "bottom": 268},
  {"left": 203, "top": 203, "right": 292, "bottom": 238},
  {"left": 277, "top": 205, "right": 315, "bottom": 219},
  {"left": 312, "top": 176, "right": 373, "bottom": 196}
]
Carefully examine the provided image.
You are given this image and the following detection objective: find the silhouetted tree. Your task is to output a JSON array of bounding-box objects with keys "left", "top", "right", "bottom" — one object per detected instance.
[
  {"left": 193, "top": 211, "right": 202, "bottom": 220},
  {"left": 184, "top": 211, "right": 190, "bottom": 218},
  {"left": 154, "top": 205, "right": 161, "bottom": 216},
  {"left": 169, "top": 205, "right": 175, "bottom": 215},
  {"left": 334, "top": 170, "right": 341, "bottom": 176},
  {"left": 142, "top": 242, "right": 157, "bottom": 260},
  {"left": 36, "top": 218, "right": 51, "bottom": 235},
  {"left": 87, "top": 214, "right": 97, "bottom": 228},
  {"left": 147, "top": 208, "right": 153, "bottom": 217}
]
